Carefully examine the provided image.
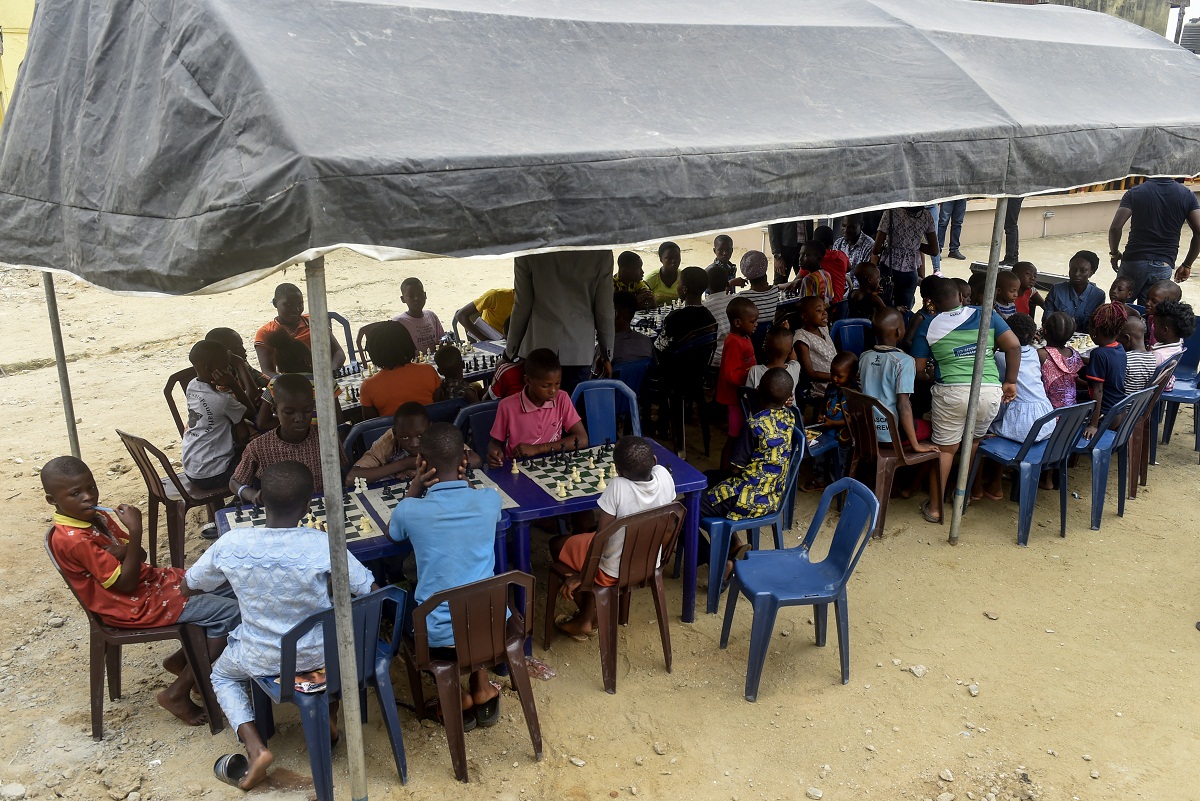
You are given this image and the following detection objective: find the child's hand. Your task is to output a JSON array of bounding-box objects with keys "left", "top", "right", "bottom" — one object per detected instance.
[
  {"left": 560, "top": 575, "right": 583, "bottom": 601},
  {"left": 912, "top": 442, "right": 940, "bottom": 454},
  {"left": 1002, "top": 382, "right": 1017, "bottom": 403},
  {"left": 513, "top": 443, "right": 542, "bottom": 460},
  {"left": 486, "top": 441, "right": 505, "bottom": 469},
  {"left": 1083, "top": 425, "right": 1098, "bottom": 442},
  {"left": 211, "top": 367, "right": 236, "bottom": 388},
  {"left": 406, "top": 459, "right": 438, "bottom": 498},
  {"left": 115, "top": 504, "right": 143, "bottom": 536}
]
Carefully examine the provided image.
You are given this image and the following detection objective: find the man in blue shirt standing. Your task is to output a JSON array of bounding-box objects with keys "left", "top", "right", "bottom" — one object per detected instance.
[{"left": 1108, "top": 177, "right": 1200, "bottom": 303}]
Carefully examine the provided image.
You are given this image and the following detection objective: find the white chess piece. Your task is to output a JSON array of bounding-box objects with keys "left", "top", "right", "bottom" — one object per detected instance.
[
  {"left": 588, "top": 456, "right": 595, "bottom": 469},
  {"left": 556, "top": 481, "right": 567, "bottom": 498},
  {"left": 597, "top": 474, "right": 607, "bottom": 491},
  {"left": 609, "top": 462, "right": 618, "bottom": 478},
  {"left": 511, "top": 459, "right": 519, "bottom": 475}
]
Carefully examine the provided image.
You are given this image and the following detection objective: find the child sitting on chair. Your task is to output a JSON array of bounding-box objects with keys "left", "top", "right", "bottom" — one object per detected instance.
[
  {"left": 392, "top": 277, "right": 445, "bottom": 354},
  {"left": 846, "top": 263, "right": 887, "bottom": 321},
  {"left": 1150, "top": 299, "right": 1196, "bottom": 390},
  {"left": 346, "top": 402, "right": 430, "bottom": 485},
  {"left": 809, "top": 351, "right": 857, "bottom": 489},
  {"left": 993, "top": 271, "right": 1022, "bottom": 319},
  {"left": 206, "top": 327, "right": 268, "bottom": 404},
  {"left": 792, "top": 296, "right": 835, "bottom": 403},
  {"left": 613, "top": 251, "right": 656, "bottom": 310},
  {"left": 1120, "top": 317, "right": 1157, "bottom": 393},
  {"left": 389, "top": 424, "right": 504, "bottom": 729},
  {"left": 1011, "top": 262, "right": 1044, "bottom": 320},
  {"left": 612, "top": 292, "right": 655, "bottom": 366},
  {"left": 487, "top": 348, "right": 589, "bottom": 467},
  {"left": 1082, "top": 303, "right": 1130, "bottom": 441},
  {"left": 360, "top": 321, "right": 442, "bottom": 417},
  {"left": 432, "top": 345, "right": 482, "bottom": 405},
  {"left": 1145, "top": 279, "right": 1183, "bottom": 347},
  {"left": 43, "top": 456, "right": 240, "bottom": 728},
  {"left": 1038, "top": 311, "right": 1083, "bottom": 409},
  {"left": 550, "top": 436, "right": 677, "bottom": 640},
  {"left": 183, "top": 340, "right": 254, "bottom": 493},
  {"left": 1108, "top": 276, "right": 1143, "bottom": 319},
  {"left": 188, "top": 461, "right": 375, "bottom": 790},
  {"left": 859, "top": 308, "right": 937, "bottom": 448},
  {"left": 747, "top": 326, "right": 801, "bottom": 391}
]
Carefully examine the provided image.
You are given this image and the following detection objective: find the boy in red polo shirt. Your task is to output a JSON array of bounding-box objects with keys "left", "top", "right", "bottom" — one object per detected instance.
[
  {"left": 486, "top": 348, "right": 589, "bottom": 467},
  {"left": 42, "top": 456, "right": 239, "bottom": 727}
]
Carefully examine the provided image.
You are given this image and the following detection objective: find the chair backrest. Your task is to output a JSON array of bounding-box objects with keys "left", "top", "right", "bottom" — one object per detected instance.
[
  {"left": 426, "top": 397, "right": 468, "bottom": 424},
  {"left": 1173, "top": 316, "right": 1200, "bottom": 379},
  {"left": 1082, "top": 386, "right": 1157, "bottom": 451},
  {"left": 570, "top": 379, "right": 642, "bottom": 441},
  {"left": 736, "top": 385, "right": 758, "bottom": 423},
  {"left": 44, "top": 526, "right": 108, "bottom": 633},
  {"left": 328, "top": 312, "right": 357, "bottom": 366},
  {"left": 1013, "top": 402, "right": 1095, "bottom": 464},
  {"left": 749, "top": 320, "right": 772, "bottom": 361},
  {"left": 453, "top": 400, "right": 501, "bottom": 458},
  {"left": 773, "top": 420, "right": 808, "bottom": 517},
  {"left": 163, "top": 367, "right": 198, "bottom": 437},
  {"left": 611, "top": 358, "right": 652, "bottom": 397},
  {"left": 343, "top": 416, "right": 394, "bottom": 462},
  {"left": 842, "top": 388, "right": 920, "bottom": 464},
  {"left": 831, "top": 318, "right": 873, "bottom": 356},
  {"left": 410, "top": 571, "right": 534, "bottom": 673},
  {"left": 1150, "top": 352, "right": 1183, "bottom": 404},
  {"left": 116, "top": 429, "right": 189, "bottom": 504},
  {"left": 671, "top": 327, "right": 718, "bottom": 370},
  {"left": 578, "top": 503, "right": 685, "bottom": 591},
  {"left": 797, "top": 477, "right": 880, "bottom": 582}
]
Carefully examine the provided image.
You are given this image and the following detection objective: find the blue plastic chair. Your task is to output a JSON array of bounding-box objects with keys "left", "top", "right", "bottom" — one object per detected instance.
[
  {"left": 1072, "top": 387, "right": 1156, "bottom": 530},
  {"left": 343, "top": 415, "right": 393, "bottom": 462},
  {"left": 719, "top": 478, "right": 880, "bottom": 701},
  {"left": 250, "top": 586, "right": 410, "bottom": 798},
  {"left": 612, "top": 357, "right": 653, "bottom": 397},
  {"left": 1143, "top": 353, "right": 1183, "bottom": 468},
  {"left": 749, "top": 320, "right": 772, "bottom": 361},
  {"left": 453, "top": 399, "right": 501, "bottom": 458},
  {"left": 328, "top": 312, "right": 357, "bottom": 366},
  {"left": 1158, "top": 336, "right": 1200, "bottom": 461},
  {"left": 666, "top": 329, "right": 718, "bottom": 457},
  {"left": 426, "top": 397, "right": 468, "bottom": 424},
  {"left": 570, "top": 379, "right": 642, "bottom": 441},
  {"left": 699, "top": 421, "right": 806, "bottom": 615},
  {"left": 965, "top": 401, "right": 1095, "bottom": 546},
  {"left": 830, "top": 318, "right": 873, "bottom": 356}
]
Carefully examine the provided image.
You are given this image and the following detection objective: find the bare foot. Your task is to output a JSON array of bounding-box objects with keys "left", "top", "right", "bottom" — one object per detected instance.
[
  {"left": 156, "top": 689, "right": 206, "bottom": 726},
  {"left": 556, "top": 615, "right": 594, "bottom": 638},
  {"left": 240, "top": 747, "right": 274, "bottom": 790},
  {"left": 162, "top": 652, "right": 186, "bottom": 677}
]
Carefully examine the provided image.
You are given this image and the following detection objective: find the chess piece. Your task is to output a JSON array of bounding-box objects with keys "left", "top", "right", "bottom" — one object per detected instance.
[
  {"left": 571, "top": 467, "right": 581, "bottom": 482},
  {"left": 235, "top": 507, "right": 245, "bottom": 522},
  {"left": 556, "top": 481, "right": 567, "bottom": 498},
  {"left": 511, "top": 459, "right": 519, "bottom": 475},
  {"left": 565, "top": 479, "right": 574, "bottom": 491},
  {"left": 609, "top": 462, "right": 618, "bottom": 478},
  {"left": 597, "top": 474, "right": 607, "bottom": 491},
  {"left": 588, "top": 456, "right": 595, "bottom": 469}
]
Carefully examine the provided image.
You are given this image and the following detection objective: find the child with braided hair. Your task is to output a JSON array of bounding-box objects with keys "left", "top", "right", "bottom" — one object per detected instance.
[{"left": 1082, "top": 302, "right": 1129, "bottom": 440}]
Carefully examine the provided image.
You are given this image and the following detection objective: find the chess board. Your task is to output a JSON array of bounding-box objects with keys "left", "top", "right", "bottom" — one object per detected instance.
[
  {"left": 218, "top": 491, "right": 383, "bottom": 540},
  {"left": 631, "top": 306, "right": 673, "bottom": 334},
  {"left": 334, "top": 364, "right": 370, "bottom": 410},
  {"left": 516, "top": 445, "right": 618, "bottom": 501},
  {"left": 355, "top": 472, "right": 519, "bottom": 522},
  {"left": 334, "top": 349, "right": 501, "bottom": 410}
]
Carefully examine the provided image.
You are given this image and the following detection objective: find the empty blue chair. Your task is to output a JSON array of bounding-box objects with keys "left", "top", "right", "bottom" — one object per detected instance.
[
  {"left": 570, "top": 379, "right": 642, "bottom": 441},
  {"left": 965, "top": 401, "right": 1095, "bottom": 546},
  {"left": 426, "top": 397, "right": 468, "bottom": 424},
  {"left": 250, "top": 586, "right": 410, "bottom": 798},
  {"left": 830, "top": 318, "right": 873, "bottom": 356},
  {"left": 453, "top": 399, "right": 500, "bottom": 458},
  {"left": 343, "top": 415, "right": 393, "bottom": 462},
  {"left": 1158, "top": 337, "right": 1200, "bottom": 461},
  {"left": 1072, "top": 387, "right": 1156, "bottom": 530},
  {"left": 328, "top": 312, "right": 358, "bottom": 366},
  {"left": 719, "top": 478, "right": 880, "bottom": 701}
]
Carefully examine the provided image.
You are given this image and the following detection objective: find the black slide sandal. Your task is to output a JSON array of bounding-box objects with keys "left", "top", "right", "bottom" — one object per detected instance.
[
  {"left": 213, "top": 754, "right": 248, "bottom": 787},
  {"left": 474, "top": 695, "right": 500, "bottom": 728}
]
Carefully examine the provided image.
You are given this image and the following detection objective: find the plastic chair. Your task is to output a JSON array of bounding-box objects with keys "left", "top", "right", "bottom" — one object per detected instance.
[
  {"left": 664, "top": 328, "right": 717, "bottom": 457},
  {"left": 116, "top": 430, "right": 229, "bottom": 568},
  {"left": 1143, "top": 354, "right": 1182, "bottom": 470},
  {"left": 612, "top": 358, "right": 653, "bottom": 397},
  {"left": 453, "top": 399, "right": 500, "bottom": 459},
  {"left": 570, "top": 379, "right": 642, "bottom": 442},
  {"left": 250, "top": 586, "right": 410, "bottom": 797},
  {"left": 1072, "top": 387, "right": 1156, "bottom": 530},
  {"left": 719, "top": 478, "right": 880, "bottom": 701},
  {"left": 163, "top": 367, "right": 198, "bottom": 437},
  {"left": 842, "top": 389, "right": 942, "bottom": 537},
  {"left": 328, "top": 311, "right": 357, "bottom": 366},
  {"left": 426, "top": 397, "right": 468, "bottom": 424},
  {"left": 543, "top": 503, "right": 685, "bottom": 693},
  {"left": 401, "top": 572, "right": 542, "bottom": 782},
  {"left": 830, "top": 318, "right": 873, "bottom": 356},
  {"left": 698, "top": 421, "right": 806, "bottom": 615},
  {"left": 44, "top": 527, "right": 223, "bottom": 739},
  {"left": 1158, "top": 353, "right": 1200, "bottom": 463},
  {"left": 342, "top": 416, "right": 393, "bottom": 463},
  {"left": 749, "top": 320, "right": 772, "bottom": 363},
  {"left": 964, "top": 401, "right": 1095, "bottom": 546}
]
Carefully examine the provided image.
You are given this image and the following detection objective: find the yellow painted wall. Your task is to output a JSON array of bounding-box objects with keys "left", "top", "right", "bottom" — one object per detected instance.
[{"left": 0, "top": 0, "right": 36, "bottom": 124}]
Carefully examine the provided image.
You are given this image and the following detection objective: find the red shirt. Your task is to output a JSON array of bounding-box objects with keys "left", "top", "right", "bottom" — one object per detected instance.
[
  {"left": 254, "top": 314, "right": 312, "bottom": 350},
  {"left": 49, "top": 511, "right": 187, "bottom": 629},
  {"left": 1014, "top": 287, "right": 1034, "bottom": 316},
  {"left": 487, "top": 361, "right": 526, "bottom": 400},
  {"left": 716, "top": 332, "right": 756, "bottom": 405},
  {"left": 822, "top": 251, "right": 849, "bottom": 303}
]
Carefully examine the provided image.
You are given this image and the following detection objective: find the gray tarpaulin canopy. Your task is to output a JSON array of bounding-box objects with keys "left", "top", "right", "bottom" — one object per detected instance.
[{"left": 1, "top": 0, "right": 1200, "bottom": 294}]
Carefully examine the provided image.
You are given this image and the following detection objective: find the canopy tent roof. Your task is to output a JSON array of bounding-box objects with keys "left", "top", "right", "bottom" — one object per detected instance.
[{"left": 1, "top": 0, "right": 1199, "bottom": 294}]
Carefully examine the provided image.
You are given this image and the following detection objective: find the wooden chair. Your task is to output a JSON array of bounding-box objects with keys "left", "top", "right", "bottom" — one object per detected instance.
[
  {"left": 401, "top": 572, "right": 542, "bottom": 782},
  {"left": 163, "top": 367, "right": 197, "bottom": 437},
  {"left": 44, "top": 528, "right": 223, "bottom": 739},
  {"left": 842, "top": 388, "right": 941, "bottom": 538},
  {"left": 543, "top": 503, "right": 685, "bottom": 693},
  {"left": 116, "top": 430, "right": 228, "bottom": 568}
]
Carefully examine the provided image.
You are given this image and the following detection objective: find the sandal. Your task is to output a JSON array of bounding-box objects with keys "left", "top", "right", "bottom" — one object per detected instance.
[
  {"left": 474, "top": 695, "right": 501, "bottom": 728},
  {"left": 200, "top": 522, "right": 219, "bottom": 540},
  {"left": 920, "top": 500, "right": 942, "bottom": 525},
  {"left": 213, "top": 754, "right": 248, "bottom": 787},
  {"left": 429, "top": 699, "right": 478, "bottom": 732}
]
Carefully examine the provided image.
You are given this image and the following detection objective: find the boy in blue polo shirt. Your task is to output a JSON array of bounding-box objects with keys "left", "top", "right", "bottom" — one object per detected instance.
[{"left": 389, "top": 423, "right": 504, "bottom": 729}]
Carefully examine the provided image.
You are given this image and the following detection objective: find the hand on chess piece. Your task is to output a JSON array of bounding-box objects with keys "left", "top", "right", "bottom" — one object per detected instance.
[{"left": 406, "top": 458, "right": 439, "bottom": 499}]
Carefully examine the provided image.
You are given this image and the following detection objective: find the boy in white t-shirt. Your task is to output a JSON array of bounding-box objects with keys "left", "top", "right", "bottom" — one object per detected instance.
[
  {"left": 745, "top": 326, "right": 801, "bottom": 391},
  {"left": 182, "top": 340, "right": 254, "bottom": 494},
  {"left": 551, "top": 436, "right": 676, "bottom": 640}
]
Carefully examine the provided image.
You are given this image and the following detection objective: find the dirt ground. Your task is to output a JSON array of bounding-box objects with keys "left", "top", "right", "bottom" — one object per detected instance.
[{"left": 1, "top": 230, "right": 1198, "bottom": 801}]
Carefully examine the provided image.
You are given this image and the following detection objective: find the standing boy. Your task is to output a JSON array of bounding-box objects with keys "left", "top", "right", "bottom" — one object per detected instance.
[
  {"left": 859, "top": 308, "right": 937, "bottom": 448},
  {"left": 704, "top": 265, "right": 736, "bottom": 367},
  {"left": 392, "top": 277, "right": 445, "bottom": 354},
  {"left": 715, "top": 297, "right": 760, "bottom": 439}
]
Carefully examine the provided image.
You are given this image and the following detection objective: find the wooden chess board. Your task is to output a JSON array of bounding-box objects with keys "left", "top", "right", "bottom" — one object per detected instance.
[
  {"left": 218, "top": 491, "right": 382, "bottom": 540},
  {"left": 516, "top": 445, "right": 617, "bottom": 501}
]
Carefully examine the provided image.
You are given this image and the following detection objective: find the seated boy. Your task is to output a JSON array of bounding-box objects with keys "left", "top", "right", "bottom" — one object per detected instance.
[
  {"left": 232, "top": 374, "right": 344, "bottom": 503},
  {"left": 859, "top": 308, "right": 938, "bottom": 448},
  {"left": 487, "top": 348, "right": 589, "bottom": 467},
  {"left": 653, "top": 266, "right": 718, "bottom": 354},
  {"left": 186, "top": 461, "right": 375, "bottom": 790},
  {"left": 432, "top": 345, "right": 483, "bottom": 405},
  {"left": 183, "top": 341, "right": 254, "bottom": 494},
  {"left": 613, "top": 251, "right": 656, "bottom": 310},
  {"left": 347, "top": 402, "right": 430, "bottom": 485},
  {"left": 389, "top": 424, "right": 504, "bottom": 727},
  {"left": 392, "top": 277, "right": 446, "bottom": 354},
  {"left": 703, "top": 265, "right": 736, "bottom": 368},
  {"left": 206, "top": 327, "right": 268, "bottom": 404},
  {"left": 1145, "top": 279, "right": 1182, "bottom": 347},
  {"left": 612, "top": 291, "right": 655, "bottom": 366},
  {"left": 486, "top": 354, "right": 526, "bottom": 400},
  {"left": 550, "top": 436, "right": 677, "bottom": 639},
  {"left": 254, "top": 283, "right": 345, "bottom": 376},
  {"left": 810, "top": 351, "right": 857, "bottom": 488},
  {"left": 1120, "top": 316, "right": 1156, "bottom": 393},
  {"left": 454, "top": 287, "right": 513, "bottom": 343},
  {"left": 846, "top": 263, "right": 887, "bottom": 321},
  {"left": 43, "top": 456, "right": 239, "bottom": 727},
  {"left": 993, "top": 270, "right": 1022, "bottom": 319},
  {"left": 746, "top": 326, "right": 801, "bottom": 391}
]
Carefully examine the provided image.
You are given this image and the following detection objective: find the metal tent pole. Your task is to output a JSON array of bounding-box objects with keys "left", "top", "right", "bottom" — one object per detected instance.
[
  {"left": 304, "top": 258, "right": 369, "bottom": 801},
  {"left": 948, "top": 198, "right": 1008, "bottom": 546},
  {"left": 43, "top": 272, "right": 81, "bottom": 459}
]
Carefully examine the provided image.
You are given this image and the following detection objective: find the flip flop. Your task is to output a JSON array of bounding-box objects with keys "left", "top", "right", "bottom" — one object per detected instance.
[
  {"left": 429, "top": 699, "right": 478, "bottom": 732},
  {"left": 474, "top": 695, "right": 501, "bottom": 728},
  {"left": 213, "top": 753, "right": 248, "bottom": 787},
  {"left": 920, "top": 500, "right": 942, "bottom": 525},
  {"left": 200, "top": 522, "right": 219, "bottom": 540}
]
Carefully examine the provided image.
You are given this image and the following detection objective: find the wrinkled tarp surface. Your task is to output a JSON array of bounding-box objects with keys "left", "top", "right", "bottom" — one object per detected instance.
[{"left": 1, "top": 0, "right": 1199, "bottom": 294}]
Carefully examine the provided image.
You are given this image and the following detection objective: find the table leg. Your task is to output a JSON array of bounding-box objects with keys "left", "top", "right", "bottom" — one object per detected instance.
[
  {"left": 512, "top": 521, "right": 534, "bottom": 655},
  {"left": 493, "top": 526, "right": 509, "bottom": 574},
  {"left": 682, "top": 490, "right": 701, "bottom": 624}
]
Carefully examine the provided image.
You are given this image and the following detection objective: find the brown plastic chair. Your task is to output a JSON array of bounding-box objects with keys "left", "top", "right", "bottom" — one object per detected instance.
[
  {"left": 43, "top": 527, "right": 223, "bottom": 739},
  {"left": 116, "top": 430, "right": 229, "bottom": 568},
  {"left": 1129, "top": 358, "right": 1178, "bottom": 499},
  {"left": 401, "top": 571, "right": 542, "bottom": 783},
  {"left": 163, "top": 367, "right": 197, "bottom": 437},
  {"left": 843, "top": 388, "right": 942, "bottom": 537},
  {"left": 543, "top": 502, "right": 685, "bottom": 694}
]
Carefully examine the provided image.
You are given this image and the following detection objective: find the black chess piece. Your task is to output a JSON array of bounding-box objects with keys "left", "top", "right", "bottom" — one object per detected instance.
[
  {"left": 466, "top": 464, "right": 476, "bottom": 480},
  {"left": 235, "top": 507, "right": 244, "bottom": 522},
  {"left": 604, "top": 437, "right": 612, "bottom": 453}
]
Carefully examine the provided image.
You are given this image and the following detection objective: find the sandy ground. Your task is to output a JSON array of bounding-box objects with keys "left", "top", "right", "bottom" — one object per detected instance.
[{"left": 1, "top": 231, "right": 1199, "bottom": 801}]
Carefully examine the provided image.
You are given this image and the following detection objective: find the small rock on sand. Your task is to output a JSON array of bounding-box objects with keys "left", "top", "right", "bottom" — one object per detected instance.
[
  {"left": 939, "top": 769, "right": 954, "bottom": 782},
  {"left": 805, "top": 788, "right": 823, "bottom": 800},
  {"left": 1, "top": 784, "right": 28, "bottom": 801},
  {"left": 652, "top": 742, "right": 667, "bottom": 756},
  {"left": 909, "top": 664, "right": 928, "bottom": 678}
]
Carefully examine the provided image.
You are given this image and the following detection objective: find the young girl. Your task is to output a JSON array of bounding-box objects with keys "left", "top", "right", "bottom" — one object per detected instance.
[
  {"left": 1150, "top": 299, "right": 1197, "bottom": 391},
  {"left": 359, "top": 320, "right": 442, "bottom": 418},
  {"left": 792, "top": 296, "right": 836, "bottom": 402},
  {"left": 991, "top": 314, "right": 1055, "bottom": 443},
  {"left": 1082, "top": 303, "right": 1130, "bottom": 440},
  {"left": 1038, "top": 312, "right": 1083, "bottom": 409},
  {"left": 432, "top": 345, "right": 482, "bottom": 405},
  {"left": 1011, "top": 262, "right": 1045, "bottom": 320}
]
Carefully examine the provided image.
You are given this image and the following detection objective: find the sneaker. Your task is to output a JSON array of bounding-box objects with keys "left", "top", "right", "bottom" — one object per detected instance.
[
  {"left": 948, "top": 250, "right": 967, "bottom": 260},
  {"left": 999, "top": 256, "right": 1018, "bottom": 267}
]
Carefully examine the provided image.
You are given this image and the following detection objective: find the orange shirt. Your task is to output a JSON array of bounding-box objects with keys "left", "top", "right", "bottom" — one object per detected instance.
[
  {"left": 359, "top": 363, "right": 442, "bottom": 417},
  {"left": 254, "top": 315, "right": 312, "bottom": 350}
]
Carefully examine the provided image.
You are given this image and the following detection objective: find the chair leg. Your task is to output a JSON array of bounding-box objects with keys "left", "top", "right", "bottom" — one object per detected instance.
[
  {"left": 834, "top": 591, "right": 851, "bottom": 685},
  {"left": 401, "top": 655, "right": 426, "bottom": 721},
  {"left": 1139, "top": 420, "right": 1150, "bottom": 486},
  {"left": 1058, "top": 461, "right": 1069, "bottom": 538},
  {"left": 543, "top": 569, "right": 564, "bottom": 651},
  {"left": 651, "top": 572, "right": 673, "bottom": 673},
  {"left": 698, "top": 392, "right": 711, "bottom": 457},
  {"left": 294, "top": 693, "right": 335, "bottom": 801},
  {"left": 147, "top": 499, "right": 160, "bottom": 568},
  {"left": 719, "top": 575, "right": 740, "bottom": 649},
  {"left": 706, "top": 523, "right": 733, "bottom": 615},
  {"left": 179, "top": 625, "right": 224, "bottom": 734},
  {"left": 963, "top": 453, "right": 984, "bottom": 520},
  {"left": 813, "top": 603, "right": 828, "bottom": 647},
  {"left": 106, "top": 642, "right": 122, "bottom": 700},
  {"left": 503, "top": 636, "right": 544, "bottom": 763},
  {"left": 594, "top": 587, "right": 620, "bottom": 694},
  {"left": 1149, "top": 402, "right": 1160, "bottom": 465},
  {"left": 617, "top": 588, "right": 632, "bottom": 626},
  {"left": 90, "top": 631, "right": 106, "bottom": 740},
  {"left": 1089, "top": 450, "right": 1109, "bottom": 530},
  {"left": 1115, "top": 446, "right": 1128, "bottom": 517},
  {"left": 744, "top": 596, "right": 780, "bottom": 703},
  {"left": 872, "top": 462, "right": 894, "bottom": 537},
  {"left": 1162, "top": 401, "right": 1179, "bottom": 444},
  {"left": 167, "top": 501, "right": 187, "bottom": 570},
  {"left": 1016, "top": 463, "right": 1039, "bottom": 546},
  {"left": 1194, "top": 402, "right": 1200, "bottom": 461},
  {"left": 1128, "top": 425, "right": 1142, "bottom": 500},
  {"left": 373, "top": 658, "right": 408, "bottom": 784},
  {"left": 250, "top": 683, "right": 276, "bottom": 742},
  {"left": 430, "top": 664, "right": 470, "bottom": 782}
]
